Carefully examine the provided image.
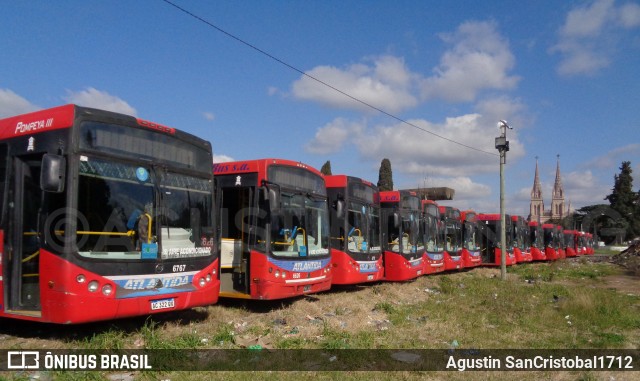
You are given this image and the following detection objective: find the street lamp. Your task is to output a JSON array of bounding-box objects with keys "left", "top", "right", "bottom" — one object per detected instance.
[{"left": 495, "top": 120, "right": 511, "bottom": 280}]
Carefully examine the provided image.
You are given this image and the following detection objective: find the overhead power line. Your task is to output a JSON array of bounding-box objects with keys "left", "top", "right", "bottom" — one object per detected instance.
[{"left": 160, "top": 0, "right": 498, "bottom": 157}]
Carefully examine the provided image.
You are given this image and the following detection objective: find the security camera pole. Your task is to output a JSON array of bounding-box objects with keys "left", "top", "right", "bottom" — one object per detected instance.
[{"left": 495, "top": 120, "right": 511, "bottom": 280}]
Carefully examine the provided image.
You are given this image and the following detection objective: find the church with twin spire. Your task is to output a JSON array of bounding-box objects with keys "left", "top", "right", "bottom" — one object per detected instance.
[{"left": 529, "top": 155, "right": 570, "bottom": 223}]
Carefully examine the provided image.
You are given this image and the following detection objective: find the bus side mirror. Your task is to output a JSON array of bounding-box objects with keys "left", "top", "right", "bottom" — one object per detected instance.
[
  {"left": 41, "top": 154, "right": 66, "bottom": 193},
  {"left": 336, "top": 199, "right": 345, "bottom": 219},
  {"left": 267, "top": 188, "right": 280, "bottom": 214}
]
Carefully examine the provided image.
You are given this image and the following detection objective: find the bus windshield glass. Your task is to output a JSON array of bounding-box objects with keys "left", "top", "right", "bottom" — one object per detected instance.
[
  {"left": 424, "top": 214, "right": 444, "bottom": 253},
  {"left": 79, "top": 121, "right": 211, "bottom": 173},
  {"left": 464, "top": 222, "right": 480, "bottom": 251},
  {"left": 270, "top": 193, "right": 330, "bottom": 258},
  {"left": 74, "top": 156, "right": 214, "bottom": 260},
  {"left": 346, "top": 201, "right": 381, "bottom": 254},
  {"left": 444, "top": 219, "right": 461, "bottom": 253}
]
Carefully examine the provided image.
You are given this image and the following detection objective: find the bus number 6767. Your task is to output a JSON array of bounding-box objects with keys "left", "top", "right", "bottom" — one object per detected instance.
[{"left": 173, "top": 264, "right": 186, "bottom": 272}]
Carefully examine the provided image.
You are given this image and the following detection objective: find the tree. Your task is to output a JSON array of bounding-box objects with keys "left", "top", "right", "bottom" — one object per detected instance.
[
  {"left": 605, "top": 161, "right": 639, "bottom": 240},
  {"left": 320, "top": 160, "right": 332, "bottom": 176},
  {"left": 377, "top": 158, "right": 393, "bottom": 191}
]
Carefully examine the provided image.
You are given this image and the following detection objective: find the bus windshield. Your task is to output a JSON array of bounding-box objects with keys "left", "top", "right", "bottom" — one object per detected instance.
[
  {"left": 424, "top": 215, "right": 444, "bottom": 253},
  {"left": 444, "top": 219, "right": 461, "bottom": 254},
  {"left": 271, "top": 193, "right": 330, "bottom": 258},
  {"left": 346, "top": 201, "right": 381, "bottom": 254},
  {"left": 74, "top": 156, "right": 214, "bottom": 260},
  {"left": 389, "top": 211, "right": 423, "bottom": 255},
  {"left": 464, "top": 222, "right": 480, "bottom": 251}
]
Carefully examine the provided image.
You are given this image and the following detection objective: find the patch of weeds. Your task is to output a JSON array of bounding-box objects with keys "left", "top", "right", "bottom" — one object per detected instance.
[
  {"left": 590, "top": 332, "right": 626, "bottom": 347},
  {"left": 211, "top": 323, "right": 235, "bottom": 346},
  {"left": 511, "top": 263, "right": 555, "bottom": 282},
  {"left": 320, "top": 324, "right": 351, "bottom": 349},
  {"left": 276, "top": 336, "right": 307, "bottom": 349},
  {"left": 51, "top": 372, "right": 104, "bottom": 381},
  {"left": 373, "top": 302, "right": 396, "bottom": 314},
  {"left": 81, "top": 328, "right": 127, "bottom": 350},
  {"left": 563, "top": 263, "right": 618, "bottom": 279},
  {"left": 438, "top": 276, "right": 456, "bottom": 294}
]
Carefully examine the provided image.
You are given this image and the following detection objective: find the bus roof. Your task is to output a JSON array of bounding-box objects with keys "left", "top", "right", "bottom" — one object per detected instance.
[
  {"left": 325, "top": 174, "right": 375, "bottom": 189},
  {"left": 213, "top": 158, "right": 324, "bottom": 177},
  {"left": 0, "top": 104, "right": 210, "bottom": 147}
]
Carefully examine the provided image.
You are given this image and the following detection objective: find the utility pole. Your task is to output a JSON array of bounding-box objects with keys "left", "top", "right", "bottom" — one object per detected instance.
[{"left": 495, "top": 120, "right": 511, "bottom": 280}]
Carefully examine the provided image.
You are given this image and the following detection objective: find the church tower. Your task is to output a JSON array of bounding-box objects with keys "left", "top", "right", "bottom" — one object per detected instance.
[
  {"left": 551, "top": 155, "right": 565, "bottom": 220},
  {"left": 530, "top": 157, "right": 544, "bottom": 221}
]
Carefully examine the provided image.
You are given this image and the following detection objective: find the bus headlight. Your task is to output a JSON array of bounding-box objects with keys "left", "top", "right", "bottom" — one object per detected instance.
[
  {"left": 206, "top": 274, "right": 212, "bottom": 282},
  {"left": 102, "top": 284, "right": 113, "bottom": 296},
  {"left": 275, "top": 270, "right": 280, "bottom": 278},
  {"left": 76, "top": 274, "right": 86, "bottom": 283},
  {"left": 88, "top": 281, "right": 99, "bottom": 293},
  {"left": 199, "top": 277, "right": 206, "bottom": 287}
]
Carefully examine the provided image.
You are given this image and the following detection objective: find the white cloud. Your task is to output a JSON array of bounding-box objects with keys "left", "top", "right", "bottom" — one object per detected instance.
[
  {"left": 64, "top": 87, "right": 137, "bottom": 116},
  {"left": 203, "top": 111, "right": 215, "bottom": 121},
  {"left": 583, "top": 143, "right": 640, "bottom": 170},
  {"left": 426, "top": 176, "right": 492, "bottom": 200},
  {"left": 618, "top": 2, "right": 640, "bottom": 28},
  {"left": 551, "top": 0, "right": 640, "bottom": 76},
  {"left": 355, "top": 112, "right": 525, "bottom": 178},
  {"left": 291, "top": 55, "right": 418, "bottom": 113},
  {"left": 561, "top": 0, "right": 614, "bottom": 38},
  {"left": 563, "top": 169, "right": 610, "bottom": 206},
  {"left": 421, "top": 21, "right": 519, "bottom": 102},
  {"left": 213, "top": 154, "right": 234, "bottom": 163},
  {"left": 0, "top": 89, "right": 39, "bottom": 117},
  {"left": 305, "top": 118, "right": 365, "bottom": 154}
]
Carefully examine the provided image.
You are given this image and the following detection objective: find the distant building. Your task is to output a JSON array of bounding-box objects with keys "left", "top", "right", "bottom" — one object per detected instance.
[{"left": 529, "top": 155, "right": 570, "bottom": 223}]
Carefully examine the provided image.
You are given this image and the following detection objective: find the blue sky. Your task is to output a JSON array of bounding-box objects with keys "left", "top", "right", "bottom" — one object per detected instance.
[{"left": 1, "top": 0, "right": 639, "bottom": 216}]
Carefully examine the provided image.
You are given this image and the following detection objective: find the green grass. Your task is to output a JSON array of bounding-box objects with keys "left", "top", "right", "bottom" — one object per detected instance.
[{"left": 2, "top": 261, "right": 638, "bottom": 380}]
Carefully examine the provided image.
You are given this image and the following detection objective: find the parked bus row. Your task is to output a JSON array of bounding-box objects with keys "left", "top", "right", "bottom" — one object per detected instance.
[
  {"left": 215, "top": 159, "right": 595, "bottom": 301},
  {"left": 0, "top": 105, "right": 594, "bottom": 323}
]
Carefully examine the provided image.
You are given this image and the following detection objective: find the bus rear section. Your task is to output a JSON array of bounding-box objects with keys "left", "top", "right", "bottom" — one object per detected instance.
[
  {"left": 0, "top": 105, "right": 219, "bottom": 323},
  {"left": 478, "top": 214, "right": 516, "bottom": 267},
  {"left": 438, "top": 205, "right": 464, "bottom": 271},
  {"left": 528, "top": 220, "right": 546, "bottom": 261},
  {"left": 215, "top": 159, "right": 332, "bottom": 300},
  {"left": 325, "top": 175, "right": 383, "bottom": 285},
  {"left": 542, "top": 224, "right": 560, "bottom": 260},
  {"left": 421, "top": 200, "right": 445, "bottom": 274},
  {"left": 379, "top": 191, "right": 424, "bottom": 281},
  {"left": 460, "top": 210, "right": 482, "bottom": 268}
]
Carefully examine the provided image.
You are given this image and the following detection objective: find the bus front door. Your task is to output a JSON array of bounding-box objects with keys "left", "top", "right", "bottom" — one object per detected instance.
[{"left": 8, "top": 156, "right": 43, "bottom": 313}]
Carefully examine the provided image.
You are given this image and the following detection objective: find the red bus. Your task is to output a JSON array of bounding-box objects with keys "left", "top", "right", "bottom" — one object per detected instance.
[
  {"left": 438, "top": 206, "right": 464, "bottom": 271},
  {"left": 421, "top": 200, "right": 446, "bottom": 274},
  {"left": 0, "top": 105, "right": 219, "bottom": 323},
  {"left": 563, "top": 230, "right": 578, "bottom": 257},
  {"left": 512, "top": 216, "right": 533, "bottom": 263},
  {"left": 542, "top": 224, "right": 560, "bottom": 260},
  {"left": 214, "top": 159, "right": 332, "bottom": 299},
  {"left": 528, "top": 220, "right": 546, "bottom": 261},
  {"left": 556, "top": 225, "right": 566, "bottom": 259},
  {"left": 460, "top": 210, "right": 482, "bottom": 268},
  {"left": 379, "top": 190, "right": 424, "bottom": 281},
  {"left": 478, "top": 214, "right": 516, "bottom": 266},
  {"left": 325, "top": 175, "right": 383, "bottom": 285}
]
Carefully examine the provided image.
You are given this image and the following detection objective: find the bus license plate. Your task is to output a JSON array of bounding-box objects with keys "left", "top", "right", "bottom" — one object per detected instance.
[
  {"left": 151, "top": 298, "right": 175, "bottom": 310},
  {"left": 303, "top": 285, "right": 311, "bottom": 293}
]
